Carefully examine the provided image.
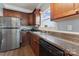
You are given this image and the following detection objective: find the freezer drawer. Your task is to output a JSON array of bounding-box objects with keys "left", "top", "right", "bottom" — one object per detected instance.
[{"left": 0, "top": 29, "right": 20, "bottom": 51}]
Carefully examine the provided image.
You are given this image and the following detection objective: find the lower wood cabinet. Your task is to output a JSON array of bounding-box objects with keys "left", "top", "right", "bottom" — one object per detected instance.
[
  {"left": 28, "top": 32, "right": 72, "bottom": 56},
  {"left": 31, "top": 41, "right": 39, "bottom": 55},
  {"left": 30, "top": 33, "right": 40, "bottom": 56},
  {"left": 21, "top": 32, "right": 31, "bottom": 46}
]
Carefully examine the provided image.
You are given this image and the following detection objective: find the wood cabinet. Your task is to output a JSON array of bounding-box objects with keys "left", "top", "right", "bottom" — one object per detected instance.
[
  {"left": 30, "top": 33, "right": 40, "bottom": 56},
  {"left": 33, "top": 9, "right": 41, "bottom": 26},
  {"left": 28, "top": 13, "right": 36, "bottom": 25},
  {"left": 74, "top": 3, "right": 79, "bottom": 12},
  {"left": 26, "top": 32, "right": 73, "bottom": 56},
  {"left": 26, "top": 32, "right": 40, "bottom": 56},
  {"left": 21, "top": 32, "right": 30, "bottom": 46},
  {"left": 3, "top": 9, "right": 21, "bottom": 18},
  {"left": 50, "top": 3, "right": 76, "bottom": 20},
  {"left": 3, "top": 9, "right": 36, "bottom": 26},
  {"left": 21, "top": 13, "right": 29, "bottom": 25}
]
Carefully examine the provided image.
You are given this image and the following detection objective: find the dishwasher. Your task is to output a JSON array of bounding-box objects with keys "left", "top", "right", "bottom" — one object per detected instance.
[{"left": 39, "top": 38, "right": 65, "bottom": 56}]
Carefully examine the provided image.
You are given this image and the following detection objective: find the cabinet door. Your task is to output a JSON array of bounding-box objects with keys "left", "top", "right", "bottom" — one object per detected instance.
[
  {"left": 50, "top": 3, "right": 74, "bottom": 20},
  {"left": 3, "top": 9, "right": 21, "bottom": 18},
  {"left": 21, "top": 13, "right": 29, "bottom": 25},
  {"left": 28, "top": 14, "right": 35, "bottom": 26},
  {"left": 30, "top": 33, "right": 39, "bottom": 56},
  {"left": 33, "top": 42, "right": 39, "bottom": 55},
  {"left": 74, "top": 3, "right": 79, "bottom": 11},
  {"left": 33, "top": 34, "right": 39, "bottom": 56},
  {"left": 13, "top": 12, "right": 21, "bottom": 18}
]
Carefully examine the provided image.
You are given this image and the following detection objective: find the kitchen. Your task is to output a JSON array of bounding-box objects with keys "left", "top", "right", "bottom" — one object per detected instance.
[{"left": 0, "top": 3, "right": 79, "bottom": 56}]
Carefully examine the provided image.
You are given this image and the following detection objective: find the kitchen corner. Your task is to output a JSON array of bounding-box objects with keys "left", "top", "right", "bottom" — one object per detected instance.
[{"left": 1, "top": 3, "right": 79, "bottom": 56}]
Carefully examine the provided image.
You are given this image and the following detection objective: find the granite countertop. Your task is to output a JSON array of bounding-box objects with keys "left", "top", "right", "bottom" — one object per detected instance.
[{"left": 32, "top": 31, "right": 79, "bottom": 56}]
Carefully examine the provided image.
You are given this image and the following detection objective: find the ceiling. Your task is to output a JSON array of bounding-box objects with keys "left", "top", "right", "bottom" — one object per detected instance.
[
  {"left": 7, "top": 3, "right": 39, "bottom": 11},
  {"left": 3, "top": 3, "right": 50, "bottom": 13}
]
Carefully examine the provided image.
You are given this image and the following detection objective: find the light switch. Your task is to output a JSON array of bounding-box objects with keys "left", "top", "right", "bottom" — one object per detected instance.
[{"left": 66, "top": 25, "right": 72, "bottom": 31}]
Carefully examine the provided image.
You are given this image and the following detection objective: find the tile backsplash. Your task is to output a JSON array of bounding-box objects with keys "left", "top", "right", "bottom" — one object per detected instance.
[{"left": 57, "top": 14, "right": 79, "bottom": 32}]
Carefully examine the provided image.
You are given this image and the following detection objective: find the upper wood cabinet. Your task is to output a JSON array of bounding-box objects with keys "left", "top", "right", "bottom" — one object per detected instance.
[
  {"left": 50, "top": 3, "right": 76, "bottom": 20},
  {"left": 27, "top": 13, "right": 35, "bottom": 26},
  {"left": 3, "top": 9, "right": 21, "bottom": 18},
  {"left": 74, "top": 3, "right": 79, "bottom": 11},
  {"left": 33, "top": 9, "right": 41, "bottom": 26},
  {"left": 3, "top": 9, "right": 36, "bottom": 26}
]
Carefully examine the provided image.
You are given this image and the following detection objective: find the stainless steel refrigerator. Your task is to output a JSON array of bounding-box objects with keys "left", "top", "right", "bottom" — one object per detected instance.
[{"left": 0, "top": 17, "right": 20, "bottom": 51}]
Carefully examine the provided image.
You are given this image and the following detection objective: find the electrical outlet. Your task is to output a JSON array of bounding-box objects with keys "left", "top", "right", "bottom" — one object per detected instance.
[{"left": 66, "top": 25, "right": 72, "bottom": 31}]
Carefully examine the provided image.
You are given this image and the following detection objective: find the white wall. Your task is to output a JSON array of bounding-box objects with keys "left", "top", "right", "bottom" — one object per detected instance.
[
  {"left": 0, "top": 4, "right": 3, "bottom": 16},
  {"left": 57, "top": 14, "right": 79, "bottom": 32}
]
